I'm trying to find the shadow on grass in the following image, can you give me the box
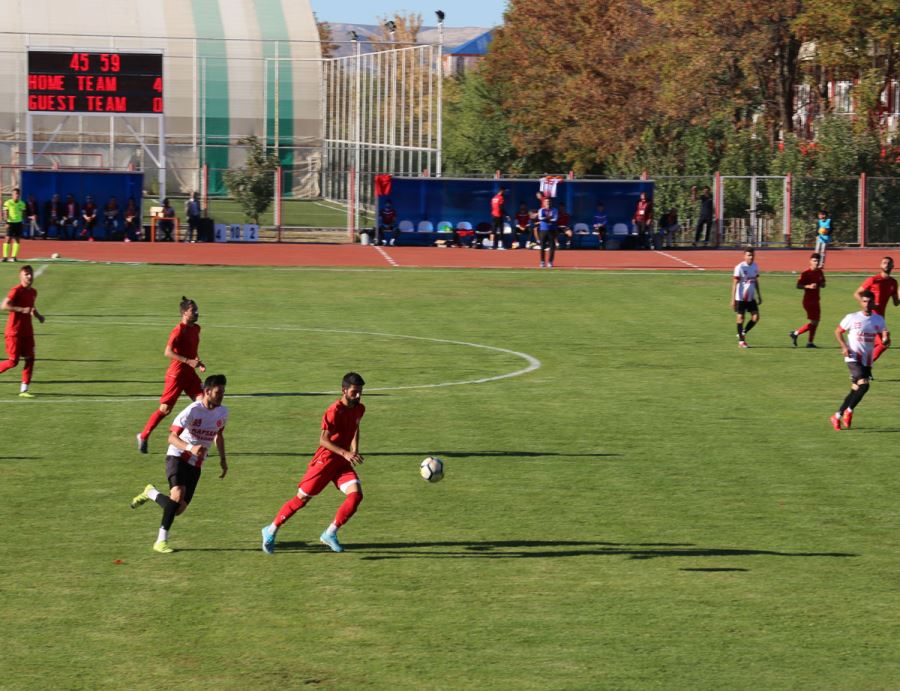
[680,567,749,572]
[231,450,622,459]
[0,456,42,461]
[258,540,857,562]
[39,358,121,363]
[36,379,161,385]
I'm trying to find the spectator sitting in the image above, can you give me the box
[658,208,680,249]
[557,205,573,249]
[45,193,64,240]
[378,200,397,246]
[63,194,80,240]
[158,198,176,241]
[592,203,608,247]
[25,194,42,238]
[103,197,121,239]
[80,195,98,241]
[514,203,532,249]
[123,197,141,242]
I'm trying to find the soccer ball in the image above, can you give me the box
[420,456,444,483]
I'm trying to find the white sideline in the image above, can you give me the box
[652,250,705,271]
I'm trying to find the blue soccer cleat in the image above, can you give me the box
[319,531,344,553]
[261,526,276,555]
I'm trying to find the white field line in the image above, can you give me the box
[652,250,705,271]
[374,245,400,267]
[0,322,541,403]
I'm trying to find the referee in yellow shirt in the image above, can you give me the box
[3,188,27,263]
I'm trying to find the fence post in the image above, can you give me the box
[274,166,282,243]
[784,173,792,247]
[713,171,722,247]
[347,167,356,242]
[858,172,867,247]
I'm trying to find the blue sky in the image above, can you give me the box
[309,0,506,28]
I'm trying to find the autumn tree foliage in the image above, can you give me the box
[484,0,657,174]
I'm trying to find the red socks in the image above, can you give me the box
[333,491,363,528]
[274,495,308,527]
[141,409,168,439]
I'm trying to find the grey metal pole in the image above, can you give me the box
[436,15,444,177]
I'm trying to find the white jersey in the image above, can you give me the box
[539,176,563,198]
[839,310,886,367]
[733,261,760,301]
[166,400,229,467]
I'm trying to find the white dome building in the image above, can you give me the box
[0,0,323,196]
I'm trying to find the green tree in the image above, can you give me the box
[442,69,517,174]
[223,136,279,225]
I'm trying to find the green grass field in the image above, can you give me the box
[1,263,898,689]
[145,197,372,229]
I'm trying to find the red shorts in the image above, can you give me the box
[298,455,359,497]
[159,369,202,407]
[803,300,821,322]
[4,333,34,361]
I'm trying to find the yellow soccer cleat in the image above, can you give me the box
[152,540,174,554]
[130,484,155,509]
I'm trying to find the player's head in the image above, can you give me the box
[743,247,755,262]
[180,296,199,323]
[19,265,34,287]
[11,187,20,200]
[201,374,226,408]
[541,196,551,208]
[809,253,821,268]
[341,371,365,407]
[880,256,894,275]
[859,289,875,314]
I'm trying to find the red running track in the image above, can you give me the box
[10,240,896,272]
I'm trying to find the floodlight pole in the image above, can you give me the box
[436,11,444,177]
[353,35,362,236]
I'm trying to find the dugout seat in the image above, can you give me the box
[398,220,415,232]
[417,220,434,232]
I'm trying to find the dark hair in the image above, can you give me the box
[744,246,755,254]
[180,296,196,313]
[342,372,366,389]
[12,187,20,194]
[203,374,227,389]
[20,264,34,274]
[810,253,821,261]
[859,289,875,302]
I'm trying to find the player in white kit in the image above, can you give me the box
[731,247,762,348]
[830,291,888,430]
[130,374,229,553]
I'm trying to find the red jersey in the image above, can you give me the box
[165,322,201,377]
[797,268,825,303]
[859,274,898,316]
[557,210,571,228]
[380,207,396,225]
[491,192,505,219]
[634,199,652,222]
[515,211,531,229]
[4,285,37,339]
[313,399,365,464]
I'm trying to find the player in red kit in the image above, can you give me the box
[261,372,366,554]
[490,187,508,250]
[853,256,899,363]
[136,296,206,453]
[789,253,825,348]
[0,265,45,397]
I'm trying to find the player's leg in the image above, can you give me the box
[0,335,21,375]
[18,340,35,397]
[547,230,557,267]
[261,461,330,554]
[1,235,9,261]
[539,229,549,267]
[150,458,199,552]
[138,378,182,450]
[742,307,760,341]
[872,333,889,362]
[734,304,747,345]
[320,475,363,553]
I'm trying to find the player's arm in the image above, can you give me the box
[214,429,227,478]
[0,296,37,317]
[882,328,891,347]
[167,427,203,457]
[853,282,867,302]
[318,428,363,465]
[164,344,202,370]
[835,326,850,357]
[730,276,738,307]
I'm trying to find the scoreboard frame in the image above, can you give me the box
[27,49,164,116]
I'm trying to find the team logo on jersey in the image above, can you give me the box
[216,419,223,427]
[192,419,202,426]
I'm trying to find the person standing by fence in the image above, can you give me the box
[815,209,831,265]
[693,186,714,246]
